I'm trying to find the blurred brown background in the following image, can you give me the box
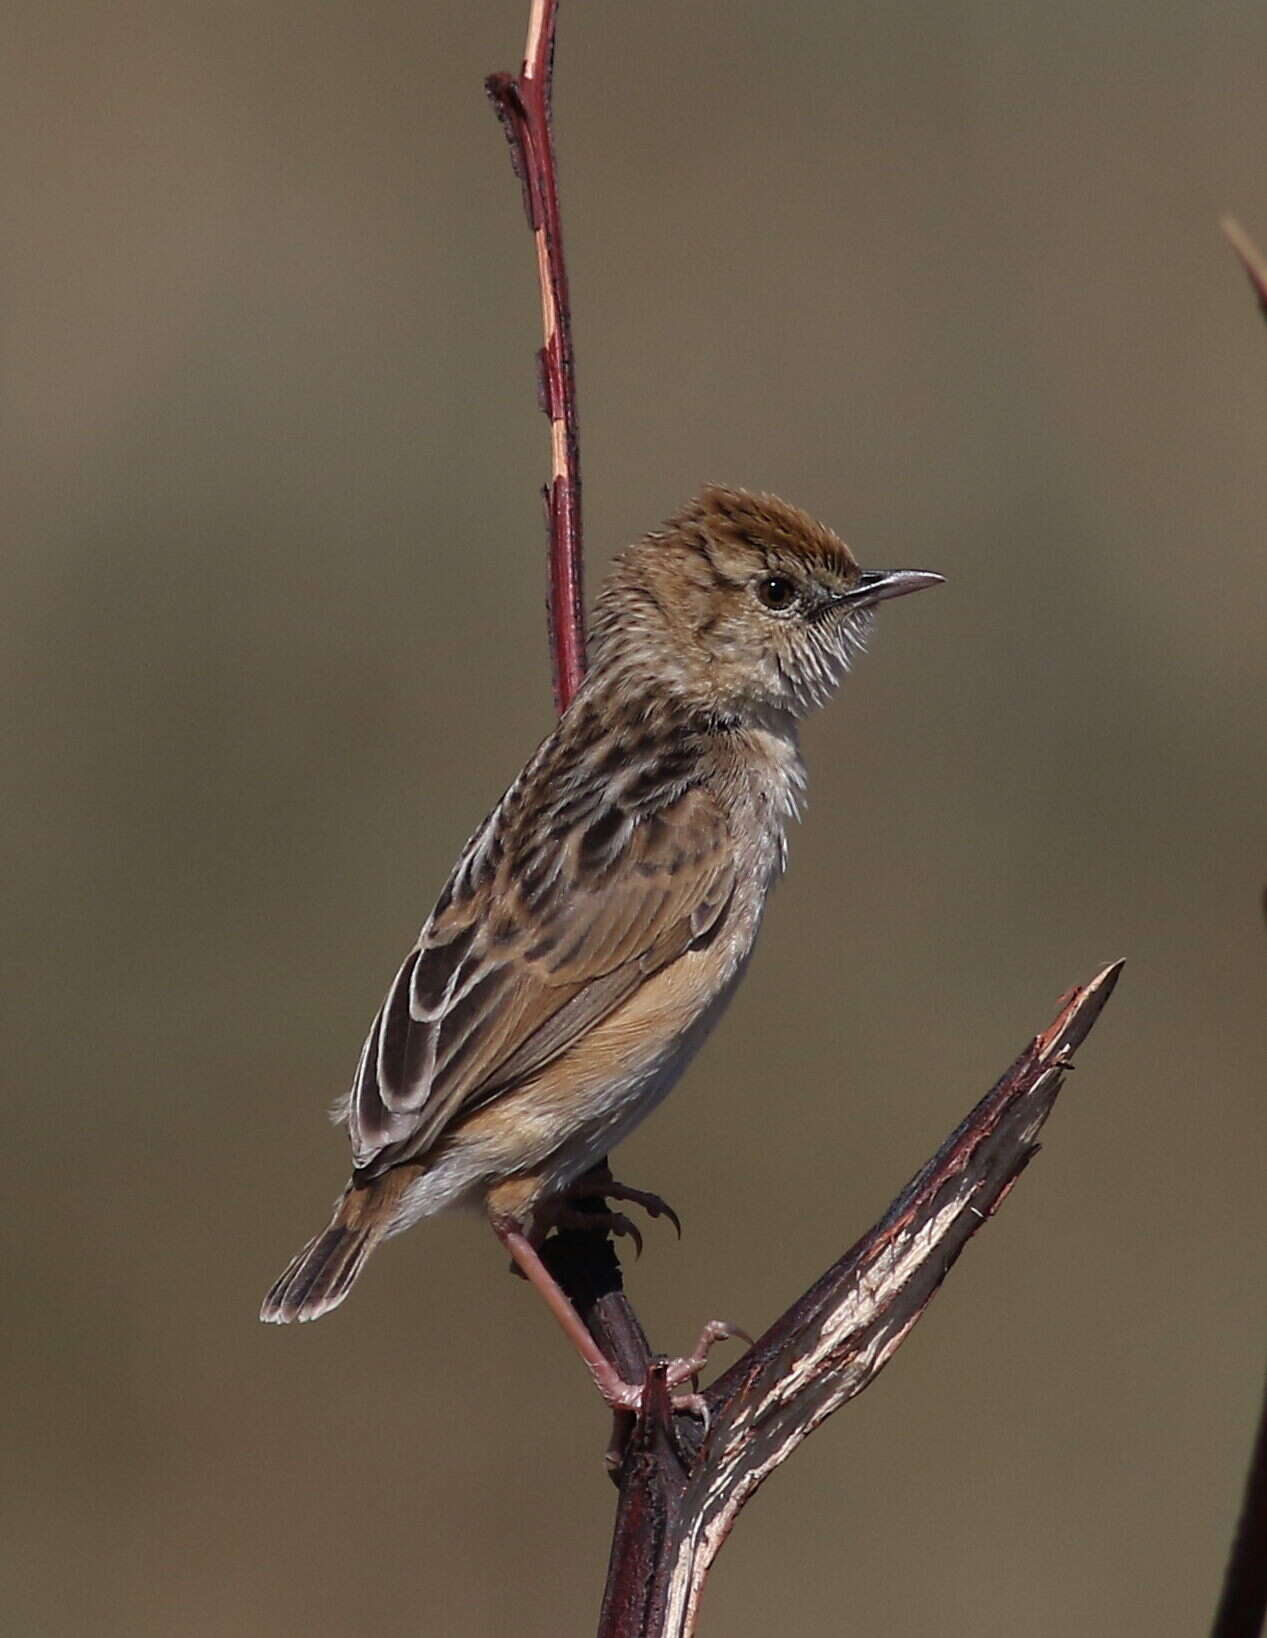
[4,2,1266,1633]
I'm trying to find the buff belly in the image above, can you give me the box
[386,942,753,1235]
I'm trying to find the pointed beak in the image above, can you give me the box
[838,568,944,609]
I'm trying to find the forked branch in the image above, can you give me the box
[591,963,1122,1638]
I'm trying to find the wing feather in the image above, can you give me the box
[347,780,734,1171]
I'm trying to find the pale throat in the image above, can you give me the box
[729,701,807,847]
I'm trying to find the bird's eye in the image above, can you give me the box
[755,575,798,611]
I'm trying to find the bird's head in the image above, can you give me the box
[591,485,942,718]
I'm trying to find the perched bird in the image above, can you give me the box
[261,485,941,1409]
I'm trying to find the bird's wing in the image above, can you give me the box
[347,781,736,1172]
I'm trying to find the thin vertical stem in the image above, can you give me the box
[487,0,587,711]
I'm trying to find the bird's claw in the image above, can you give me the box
[552,1205,644,1258]
[600,1181,683,1239]
[599,1378,711,1424]
[560,1169,683,1240]
[665,1320,753,1384]
[596,1321,747,1421]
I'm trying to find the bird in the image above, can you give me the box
[261,484,941,1411]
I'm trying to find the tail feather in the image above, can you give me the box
[260,1173,407,1323]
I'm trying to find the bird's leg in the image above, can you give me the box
[493,1222,644,1411]
[491,1217,750,1416]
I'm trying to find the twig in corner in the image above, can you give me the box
[1222,216,1267,324]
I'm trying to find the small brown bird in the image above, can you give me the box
[262,485,941,1410]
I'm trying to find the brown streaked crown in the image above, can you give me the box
[670,485,861,585]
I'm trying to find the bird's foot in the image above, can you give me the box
[493,1223,749,1434]
[561,1165,683,1239]
[591,1320,752,1418]
[669,1319,754,1383]
[597,1178,682,1238]
[552,1205,648,1257]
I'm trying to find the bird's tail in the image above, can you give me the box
[260,1170,410,1324]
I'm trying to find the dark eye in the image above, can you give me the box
[756,575,798,611]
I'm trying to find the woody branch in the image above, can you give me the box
[486,7,1122,1637]
[591,964,1121,1638]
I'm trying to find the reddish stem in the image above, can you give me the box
[487,0,587,712]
